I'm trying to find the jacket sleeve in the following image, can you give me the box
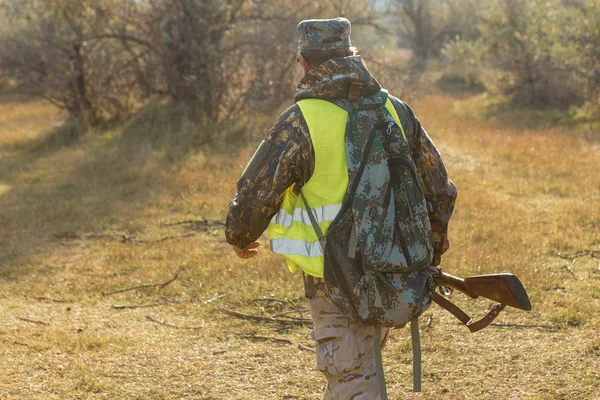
[225,104,313,249]
[389,96,457,266]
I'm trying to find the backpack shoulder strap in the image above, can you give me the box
[373,326,389,399]
[299,192,325,252]
[411,318,422,392]
[378,89,389,104]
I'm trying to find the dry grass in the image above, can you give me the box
[0,93,598,399]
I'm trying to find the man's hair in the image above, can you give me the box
[300,46,358,69]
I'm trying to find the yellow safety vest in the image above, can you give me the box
[269,97,402,278]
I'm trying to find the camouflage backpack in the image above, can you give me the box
[302,89,435,327]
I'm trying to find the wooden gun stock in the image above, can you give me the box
[432,271,531,333]
[435,272,531,311]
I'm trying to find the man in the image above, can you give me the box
[226,18,456,399]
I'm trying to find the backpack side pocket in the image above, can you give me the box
[389,157,433,272]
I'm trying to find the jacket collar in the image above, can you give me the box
[295,56,382,102]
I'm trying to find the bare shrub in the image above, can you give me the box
[477,0,586,108]
[0,0,387,132]
[0,0,143,124]
[392,0,478,66]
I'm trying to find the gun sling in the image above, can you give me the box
[433,292,506,333]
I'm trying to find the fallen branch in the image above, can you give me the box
[425,314,434,329]
[561,265,578,279]
[490,323,559,330]
[132,232,195,243]
[53,232,81,239]
[550,250,600,260]
[250,298,289,306]
[54,233,132,241]
[101,267,182,297]
[111,303,161,310]
[17,316,49,326]
[160,295,183,304]
[237,333,292,345]
[145,315,205,330]
[161,218,226,230]
[33,296,70,303]
[271,308,310,318]
[2,339,29,347]
[93,233,134,241]
[219,307,312,327]
[54,232,195,244]
[202,294,227,305]
[298,343,315,353]
[178,193,192,204]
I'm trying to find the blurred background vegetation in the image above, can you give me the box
[0,0,598,136]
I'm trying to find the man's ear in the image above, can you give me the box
[298,54,310,74]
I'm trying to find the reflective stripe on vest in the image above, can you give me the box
[271,204,342,229]
[270,238,324,258]
[269,96,403,278]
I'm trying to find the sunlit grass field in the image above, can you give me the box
[0,93,598,399]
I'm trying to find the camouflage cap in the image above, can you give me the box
[297,17,352,52]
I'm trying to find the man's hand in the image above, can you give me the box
[232,241,261,259]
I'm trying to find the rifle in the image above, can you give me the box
[432,270,531,332]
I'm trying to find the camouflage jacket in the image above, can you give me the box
[226,56,457,293]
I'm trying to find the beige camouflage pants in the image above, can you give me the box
[309,296,390,400]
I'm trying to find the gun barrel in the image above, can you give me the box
[435,272,532,311]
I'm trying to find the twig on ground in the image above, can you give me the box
[54,232,196,244]
[101,267,182,297]
[160,295,183,304]
[111,303,161,310]
[271,308,310,318]
[426,314,434,329]
[237,333,292,345]
[551,250,600,260]
[64,233,133,241]
[17,316,50,326]
[202,294,227,305]
[2,339,29,347]
[132,232,195,243]
[219,307,312,327]
[53,232,81,239]
[490,323,559,330]
[250,298,289,306]
[145,315,205,329]
[86,233,125,240]
[161,218,226,229]
[285,297,306,309]
[298,344,315,353]
[178,193,192,204]
[562,265,578,279]
[33,296,70,303]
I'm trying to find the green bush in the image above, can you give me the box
[436,74,486,94]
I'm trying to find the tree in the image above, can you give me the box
[392,0,465,66]
[478,0,585,107]
[0,0,389,127]
[0,0,142,123]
